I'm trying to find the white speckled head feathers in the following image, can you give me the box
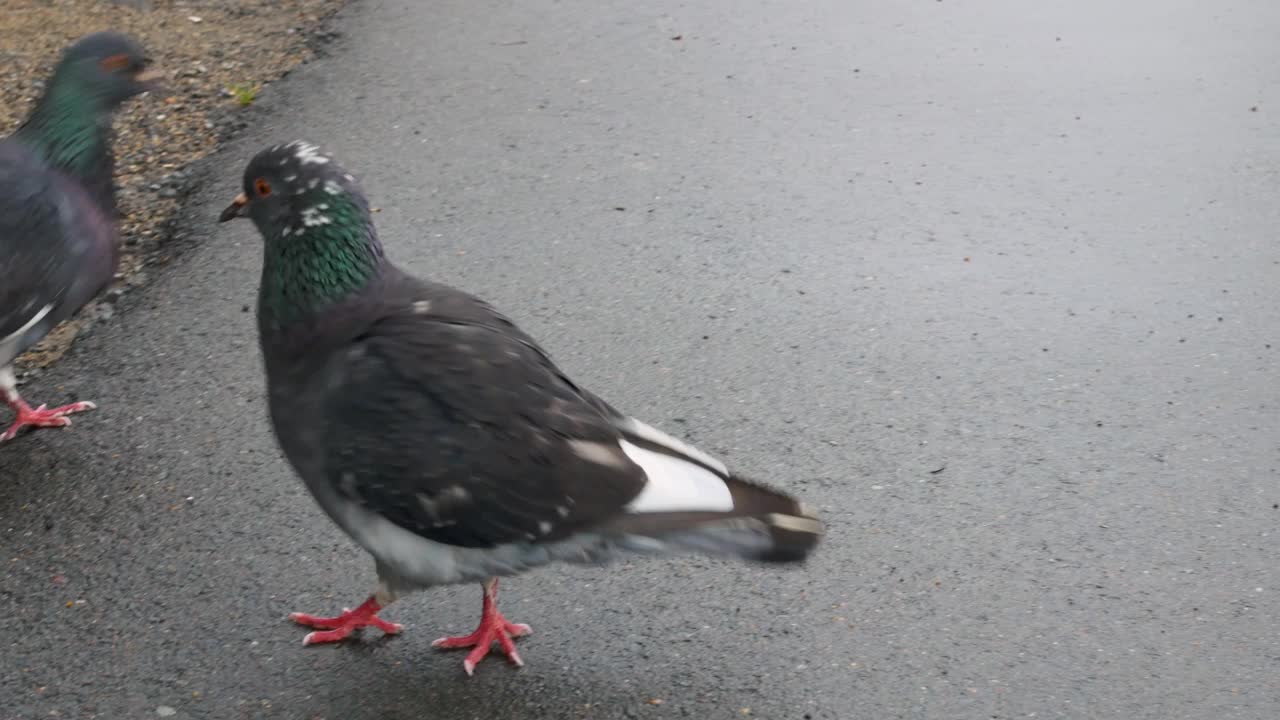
[229,141,370,242]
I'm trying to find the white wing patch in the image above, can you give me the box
[0,303,54,360]
[620,440,734,514]
[618,417,728,475]
[568,439,629,469]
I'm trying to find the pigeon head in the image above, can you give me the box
[15,32,160,201]
[218,141,367,235]
[53,32,161,106]
[221,142,385,326]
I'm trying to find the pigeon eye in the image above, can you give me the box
[101,54,131,73]
[254,178,272,197]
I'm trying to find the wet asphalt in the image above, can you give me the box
[2,0,1279,718]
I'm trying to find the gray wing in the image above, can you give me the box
[317,286,649,549]
[0,142,109,364]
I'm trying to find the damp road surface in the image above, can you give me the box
[2,0,1278,718]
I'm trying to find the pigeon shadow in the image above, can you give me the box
[283,645,652,720]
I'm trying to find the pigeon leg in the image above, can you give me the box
[289,595,404,645]
[0,368,96,443]
[432,577,532,675]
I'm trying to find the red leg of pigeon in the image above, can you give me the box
[0,389,97,443]
[289,595,404,645]
[432,578,532,675]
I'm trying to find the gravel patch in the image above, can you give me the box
[1,0,347,371]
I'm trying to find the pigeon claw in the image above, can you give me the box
[432,617,531,675]
[289,596,403,645]
[432,579,530,675]
[0,400,97,442]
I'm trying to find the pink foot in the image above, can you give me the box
[1,399,97,442]
[433,579,531,675]
[289,596,404,645]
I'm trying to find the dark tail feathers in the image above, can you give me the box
[605,475,823,563]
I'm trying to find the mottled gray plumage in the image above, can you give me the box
[0,142,114,368]
[222,141,823,672]
[0,32,157,441]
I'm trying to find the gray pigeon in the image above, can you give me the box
[0,32,158,442]
[219,141,824,675]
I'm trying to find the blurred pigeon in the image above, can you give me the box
[219,141,824,675]
[0,32,159,442]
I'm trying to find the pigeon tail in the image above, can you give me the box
[607,474,822,563]
[602,418,823,563]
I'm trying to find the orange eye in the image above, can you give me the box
[254,178,272,197]
[101,54,130,73]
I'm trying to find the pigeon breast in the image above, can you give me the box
[0,140,118,366]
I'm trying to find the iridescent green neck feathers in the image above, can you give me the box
[258,193,383,328]
[17,64,111,176]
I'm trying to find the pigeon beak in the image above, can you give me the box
[133,67,167,95]
[219,193,249,222]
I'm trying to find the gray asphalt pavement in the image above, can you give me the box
[3,0,1279,717]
